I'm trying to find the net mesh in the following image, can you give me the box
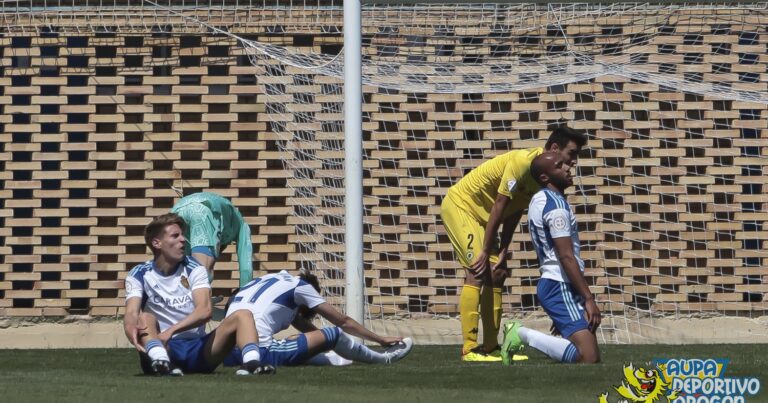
[241,3,768,343]
[3,1,767,343]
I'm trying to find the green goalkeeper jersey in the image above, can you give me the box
[171,192,254,286]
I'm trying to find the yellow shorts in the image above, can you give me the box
[440,195,500,268]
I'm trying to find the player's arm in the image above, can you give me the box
[312,302,402,346]
[158,267,212,342]
[495,209,523,270]
[123,296,146,353]
[476,158,527,276]
[123,273,147,352]
[158,287,212,343]
[552,237,601,332]
[471,193,511,276]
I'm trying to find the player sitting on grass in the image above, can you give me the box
[501,152,601,365]
[223,270,414,368]
[123,213,274,376]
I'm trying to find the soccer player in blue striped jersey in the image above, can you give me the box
[500,152,601,364]
[123,213,271,376]
[224,270,414,367]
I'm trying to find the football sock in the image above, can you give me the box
[480,286,499,350]
[480,287,503,351]
[460,285,481,354]
[518,327,580,363]
[241,343,261,363]
[320,327,341,350]
[145,339,170,362]
[305,351,353,366]
[333,329,389,364]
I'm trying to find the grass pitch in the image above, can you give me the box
[1,345,767,402]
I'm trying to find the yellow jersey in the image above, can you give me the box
[446,147,544,224]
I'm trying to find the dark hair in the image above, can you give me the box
[298,305,316,321]
[545,126,588,151]
[298,271,321,320]
[299,271,321,293]
[144,213,185,254]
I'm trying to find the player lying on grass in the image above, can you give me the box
[223,270,413,368]
[440,126,587,362]
[123,213,274,376]
[501,152,601,364]
[171,192,254,287]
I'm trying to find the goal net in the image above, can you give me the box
[3,0,766,344]
[241,2,768,344]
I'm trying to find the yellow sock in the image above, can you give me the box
[460,285,481,354]
[493,287,503,336]
[480,286,499,351]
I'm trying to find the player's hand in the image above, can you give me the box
[549,323,561,337]
[470,251,491,278]
[125,321,147,353]
[584,298,601,333]
[378,336,404,347]
[491,253,508,273]
[158,329,173,345]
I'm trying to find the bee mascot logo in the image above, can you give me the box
[599,363,680,403]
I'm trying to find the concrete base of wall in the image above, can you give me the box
[1,313,767,348]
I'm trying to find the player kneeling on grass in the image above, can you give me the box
[123,213,274,376]
[440,126,587,362]
[223,270,413,368]
[501,152,601,365]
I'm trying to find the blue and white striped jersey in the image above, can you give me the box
[125,256,210,339]
[225,270,326,347]
[527,188,584,283]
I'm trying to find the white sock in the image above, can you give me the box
[306,351,353,366]
[241,343,261,363]
[145,339,170,362]
[333,330,389,364]
[519,327,579,363]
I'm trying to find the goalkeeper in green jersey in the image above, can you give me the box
[171,192,254,287]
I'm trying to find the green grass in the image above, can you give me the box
[1,345,767,402]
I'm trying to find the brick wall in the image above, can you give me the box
[0,6,766,318]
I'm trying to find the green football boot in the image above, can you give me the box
[501,321,526,365]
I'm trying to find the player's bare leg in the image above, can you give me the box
[203,309,264,373]
[301,329,334,356]
[137,312,180,375]
[567,329,600,363]
[137,311,159,345]
[192,251,230,320]
[191,252,216,282]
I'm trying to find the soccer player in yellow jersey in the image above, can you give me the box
[440,126,588,361]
